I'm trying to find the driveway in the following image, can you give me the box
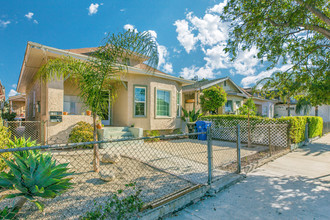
[167,133,330,220]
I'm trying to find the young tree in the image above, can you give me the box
[37,31,158,172]
[258,71,302,116]
[200,85,227,114]
[222,0,330,106]
[239,98,256,148]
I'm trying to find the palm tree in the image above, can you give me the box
[36,31,158,172]
[295,97,312,115]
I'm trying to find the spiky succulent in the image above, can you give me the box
[0,150,73,211]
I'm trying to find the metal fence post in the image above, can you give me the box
[236,124,241,174]
[207,126,213,185]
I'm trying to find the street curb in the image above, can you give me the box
[139,174,244,220]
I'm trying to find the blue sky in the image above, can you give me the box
[0,0,280,98]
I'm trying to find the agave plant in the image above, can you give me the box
[181,108,201,123]
[0,150,73,214]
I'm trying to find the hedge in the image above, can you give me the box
[200,115,323,144]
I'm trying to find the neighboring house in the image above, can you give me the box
[182,77,248,115]
[8,93,26,119]
[182,77,277,118]
[0,80,5,103]
[242,88,277,118]
[275,104,330,121]
[16,42,193,143]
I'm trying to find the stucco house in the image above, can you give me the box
[182,77,276,117]
[8,93,26,119]
[16,42,193,143]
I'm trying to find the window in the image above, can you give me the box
[177,92,181,117]
[134,86,146,117]
[224,81,227,86]
[225,100,233,112]
[156,89,170,117]
[64,95,83,115]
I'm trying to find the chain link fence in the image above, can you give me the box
[3,121,42,143]
[0,124,290,219]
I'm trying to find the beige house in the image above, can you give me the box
[8,94,26,119]
[183,77,277,118]
[183,77,248,114]
[17,42,193,143]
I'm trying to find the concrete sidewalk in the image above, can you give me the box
[167,134,330,220]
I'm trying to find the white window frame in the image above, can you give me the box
[134,86,147,117]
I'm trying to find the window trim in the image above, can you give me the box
[133,85,147,118]
[155,88,171,118]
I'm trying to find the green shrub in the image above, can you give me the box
[0,123,10,172]
[69,121,94,147]
[200,115,323,144]
[306,116,323,138]
[144,130,160,142]
[1,112,16,121]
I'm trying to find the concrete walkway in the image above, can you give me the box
[167,133,330,220]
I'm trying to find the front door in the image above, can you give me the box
[101,91,111,126]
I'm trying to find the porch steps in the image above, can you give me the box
[103,127,134,140]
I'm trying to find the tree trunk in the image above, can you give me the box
[287,99,291,116]
[248,111,251,148]
[315,106,319,116]
[92,113,100,173]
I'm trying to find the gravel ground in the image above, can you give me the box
[147,139,267,167]
[0,154,192,220]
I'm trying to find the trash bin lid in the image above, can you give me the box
[195,121,205,126]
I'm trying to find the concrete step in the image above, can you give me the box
[103,127,134,140]
[103,126,130,132]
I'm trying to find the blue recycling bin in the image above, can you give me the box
[196,121,212,140]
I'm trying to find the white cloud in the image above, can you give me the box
[180,66,216,79]
[8,89,18,97]
[176,1,262,83]
[120,8,125,12]
[174,19,197,53]
[163,63,173,73]
[207,0,227,14]
[25,12,34,20]
[241,64,292,87]
[88,3,100,15]
[33,19,38,24]
[0,20,10,28]
[123,24,137,33]
[11,84,17,89]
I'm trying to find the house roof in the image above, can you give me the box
[17,42,194,92]
[8,93,25,102]
[182,77,227,91]
[64,47,99,56]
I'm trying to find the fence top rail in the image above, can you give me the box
[0,131,207,153]
[240,124,288,128]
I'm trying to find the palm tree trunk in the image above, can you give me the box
[315,106,319,116]
[92,113,100,173]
